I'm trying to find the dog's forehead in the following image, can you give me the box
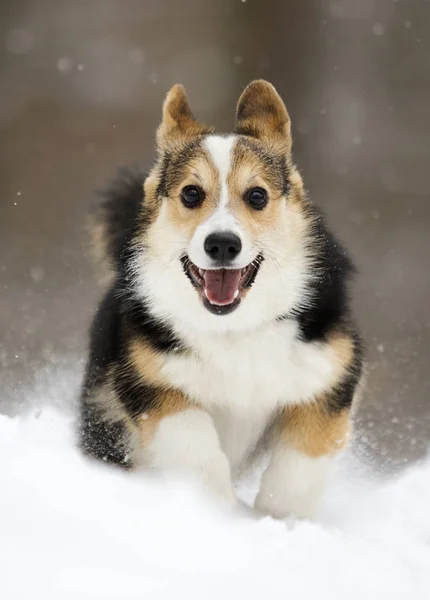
[231,137,290,194]
[158,134,289,197]
[199,135,289,193]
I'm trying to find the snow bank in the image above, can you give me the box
[1,374,430,599]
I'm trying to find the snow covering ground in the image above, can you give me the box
[1,368,430,600]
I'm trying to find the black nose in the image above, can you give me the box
[204,232,242,263]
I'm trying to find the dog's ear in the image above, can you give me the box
[235,80,291,152]
[157,84,211,149]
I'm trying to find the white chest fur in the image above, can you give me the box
[160,320,339,468]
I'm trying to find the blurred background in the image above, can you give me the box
[0,0,429,470]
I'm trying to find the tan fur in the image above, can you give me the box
[157,84,213,150]
[142,175,160,216]
[287,168,308,209]
[129,338,198,447]
[326,330,355,384]
[145,141,307,259]
[280,403,351,457]
[128,338,167,388]
[86,214,115,286]
[329,331,354,370]
[236,80,292,152]
[90,378,135,429]
[229,141,286,195]
[161,154,219,236]
[138,389,195,446]
[275,330,356,458]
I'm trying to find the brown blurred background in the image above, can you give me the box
[1,0,429,470]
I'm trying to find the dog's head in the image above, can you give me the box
[135,80,313,333]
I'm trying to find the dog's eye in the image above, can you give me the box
[181,185,204,208]
[246,187,268,210]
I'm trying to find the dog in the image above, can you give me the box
[79,80,363,519]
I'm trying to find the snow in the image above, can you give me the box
[1,372,430,600]
[372,23,385,36]
[57,57,74,73]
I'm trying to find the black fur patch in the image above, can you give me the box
[81,282,183,392]
[94,166,146,274]
[81,286,122,389]
[283,205,356,343]
[79,285,133,466]
[79,281,184,462]
[122,293,184,353]
[79,399,131,468]
[326,332,364,413]
[244,254,264,288]
[112,361,160,419]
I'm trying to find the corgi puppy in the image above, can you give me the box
[79,80,363,519]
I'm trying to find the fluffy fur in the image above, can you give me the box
[79,80,363,519]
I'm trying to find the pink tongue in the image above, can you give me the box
[203,269,242,306]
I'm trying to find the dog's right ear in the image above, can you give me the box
[235,80,292,153]
[157,84,212,149]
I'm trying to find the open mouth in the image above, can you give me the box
[181,254,263,315]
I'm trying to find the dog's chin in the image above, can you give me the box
[180,254,263,316]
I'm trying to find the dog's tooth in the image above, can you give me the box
[204,288,216,305]
[234,290,239,299]
[199,268,204,277]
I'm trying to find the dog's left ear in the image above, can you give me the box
[235,80,292,152]
[157,84,211,149]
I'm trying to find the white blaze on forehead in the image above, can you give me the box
[188,134,254,269]
[203,135,236,209]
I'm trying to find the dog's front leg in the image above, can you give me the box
[138,390,234,504]
[255,402,351,519]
